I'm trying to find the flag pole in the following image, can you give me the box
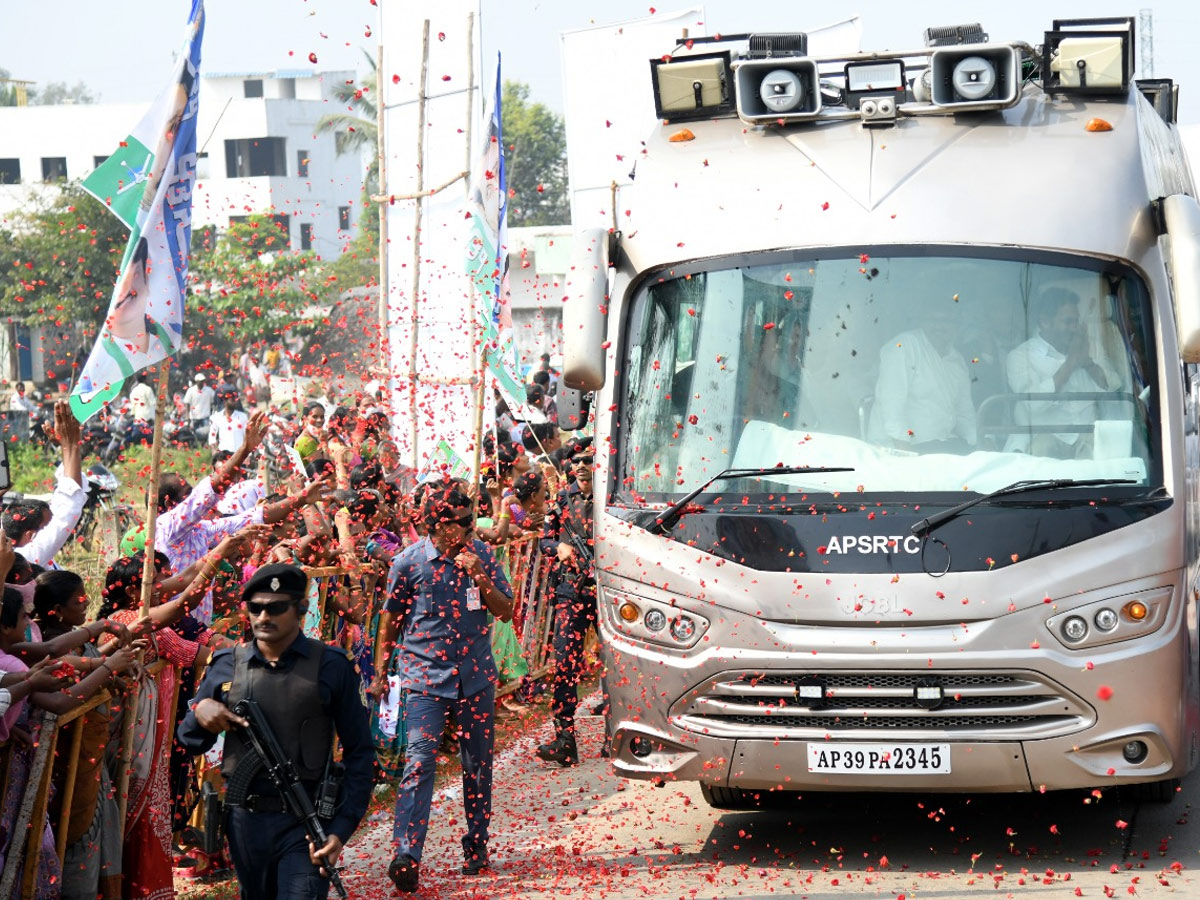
[407,20,430,470]
[463,12,487,501]
[376,39,391,395]
[139,359,171,616]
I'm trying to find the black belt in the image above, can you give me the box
[239,781,321,814]
[242,793,287,813]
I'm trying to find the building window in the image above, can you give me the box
[93,155,109,169]
[300,223,313,251]
[0,159,19,184]
[41,157,67,181]
[297,150,310,178]
[243,79,264,99]
[338,206,351,231]
[224,137,287,177]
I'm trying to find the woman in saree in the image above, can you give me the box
[0,584,136,900]
[32,570,129,900]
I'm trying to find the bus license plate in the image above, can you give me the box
[807,743,951,774]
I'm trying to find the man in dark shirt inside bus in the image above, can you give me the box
[373,485,514,893]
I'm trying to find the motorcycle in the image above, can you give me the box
[163,405,199,448]
[101,413,154,464]
[73,463,139,563]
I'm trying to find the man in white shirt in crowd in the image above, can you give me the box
[208,388,250,454]
[1006,287,1119,458]
[8,382,36,414]
[3,402,86,569]
[869,303,977,453]
[128,372,157,422]
[183,373,215,440]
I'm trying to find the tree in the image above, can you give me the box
[501,81,569,226]
[31,81,97,105]
[188,214,321,343]
[0,183,128,327]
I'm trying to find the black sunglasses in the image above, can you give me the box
[246,598,294,617]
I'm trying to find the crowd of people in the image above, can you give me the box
[0,355,598,900]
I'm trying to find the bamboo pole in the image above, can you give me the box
[407,20,430,470]
[464,11,487,498]
[53,718,86,862]
[139,360,172,616]
[114,680,139,836]
[377,41,391,388]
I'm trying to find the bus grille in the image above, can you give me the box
[671,670,1093,741]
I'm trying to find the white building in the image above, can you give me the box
[0,70,366,385]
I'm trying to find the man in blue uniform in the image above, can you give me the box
[372,485,514,893]
[177,564,374,900]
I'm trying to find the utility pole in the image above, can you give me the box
[1139,8,1155,78]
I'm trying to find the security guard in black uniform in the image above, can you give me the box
[177,564,374,900]
[536,449,597,766]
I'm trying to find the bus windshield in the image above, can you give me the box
[619,250,1161,501]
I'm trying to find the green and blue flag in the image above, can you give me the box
[71,0,205,422]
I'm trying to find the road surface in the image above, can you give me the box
[343,701,1197,898]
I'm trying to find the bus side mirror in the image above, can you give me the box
[556,383,592,431]
[562,227,610,391]
[1164,194,1200,363]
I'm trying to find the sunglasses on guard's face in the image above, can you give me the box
[246,598,294,617]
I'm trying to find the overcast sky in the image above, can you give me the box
[4,1,1198,122]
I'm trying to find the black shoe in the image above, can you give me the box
[599,734,612,758]
[462,842,489,876]
[388,855,419,893]
[536,719,579,766]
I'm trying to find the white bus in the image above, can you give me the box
[559,17,1200,806]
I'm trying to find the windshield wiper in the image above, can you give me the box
[910,478,1138,539]
[650,465,855,535]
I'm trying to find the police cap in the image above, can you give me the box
[242,563,308,604]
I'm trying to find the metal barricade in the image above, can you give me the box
[0,689,113,900]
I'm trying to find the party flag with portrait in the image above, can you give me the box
[466,54,525,410]
[70,0,205,422]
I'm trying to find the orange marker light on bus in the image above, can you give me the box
[619,601,641,622]
[1085,118,1114,132]
[1123,600,1149,621]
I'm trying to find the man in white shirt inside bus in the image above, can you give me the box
[869,303,977,453]
[1006,287,1119,458]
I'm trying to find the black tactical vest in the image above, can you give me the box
[221,636,333,782]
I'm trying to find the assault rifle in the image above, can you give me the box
[226,699,348,899]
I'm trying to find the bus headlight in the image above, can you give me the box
[1046,587,1172,649]
[604,589,709,649]
[1061,615,1088,643]
[670,615,697,642]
